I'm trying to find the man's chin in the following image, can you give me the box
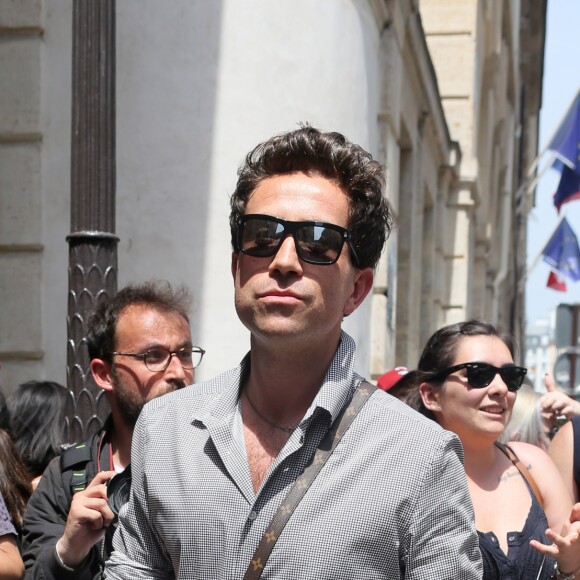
[153,382,186,400]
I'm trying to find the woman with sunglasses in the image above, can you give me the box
[407,320,580,580]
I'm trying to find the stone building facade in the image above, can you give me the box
[0,0,546,395]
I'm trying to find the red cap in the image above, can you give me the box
[377,367,409,391]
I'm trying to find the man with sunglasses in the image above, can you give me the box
[106,127,482,579]
[21,281,203,579]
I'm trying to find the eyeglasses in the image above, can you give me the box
[109,347,205,372]
[236,214,360,266]
[428,362,527,392]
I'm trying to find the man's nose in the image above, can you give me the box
[268,235,303,275]
[164,352,188,380]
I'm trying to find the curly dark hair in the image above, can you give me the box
[86,280,192,363]
[229,125,393,270]
[406,320,516,422]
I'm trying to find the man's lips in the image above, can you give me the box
[258,290,303,302]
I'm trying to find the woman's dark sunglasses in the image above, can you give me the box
[236,214,360,266]
[428,362,527,392]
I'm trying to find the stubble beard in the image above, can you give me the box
[111,367,185,428]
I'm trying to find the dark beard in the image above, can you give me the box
[115,393,142,428]
[112,367,186,427]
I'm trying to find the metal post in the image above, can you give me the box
[67,0,118,441]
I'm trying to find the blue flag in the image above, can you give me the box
[541,217,580,282]
[553,164,580,212]
[548,90,580,171]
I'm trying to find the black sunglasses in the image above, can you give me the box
[236,214,360,266]
[428,362,527,392]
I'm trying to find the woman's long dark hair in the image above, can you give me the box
[7,381,68,478]
[0,428,32,531]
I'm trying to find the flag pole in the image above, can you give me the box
[527,143,551,178]
[525,157,554,195]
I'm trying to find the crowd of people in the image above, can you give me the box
[1,126,579,579]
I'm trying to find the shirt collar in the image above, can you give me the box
[193,330,361,428]
[306,330,361,423]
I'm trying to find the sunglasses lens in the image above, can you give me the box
[465,364,526,391]
[501,367,526,392]
[295,225,344,264]
[465,364,495,388]
[240,218,284,257]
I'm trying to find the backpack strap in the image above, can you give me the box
[495,441,544,508]
[60,442,93,494]
[60,431,104,498]
[59,430,109,574]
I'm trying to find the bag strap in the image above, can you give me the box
[494,441,544,508]
[244,380,377,580]
[60,439,98,499]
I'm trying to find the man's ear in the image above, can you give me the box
[90,358,114,393]
[343,267,374,317]
[419,381,441,412]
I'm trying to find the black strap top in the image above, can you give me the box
[478,475,555,579]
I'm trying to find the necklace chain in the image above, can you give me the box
[244,390,298,434]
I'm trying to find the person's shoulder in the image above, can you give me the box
[142,367,239,413]
[367,389,441,427]
[364,388,455,445]
[550,418,574,454]
[24,446,81,516]
[356,389,467,482]
[59,427,104,467]
[507,440,552,466]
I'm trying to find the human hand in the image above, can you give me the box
[56,470,117,568]
[540,374,580,434]
[530,503,580,576]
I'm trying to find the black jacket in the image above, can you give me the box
[22,420,115,580]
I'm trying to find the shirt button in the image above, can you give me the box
[508,535,515,542]
[248,511,257,521]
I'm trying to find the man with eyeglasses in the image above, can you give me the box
[106,127,482,579]
[21,280,203,579]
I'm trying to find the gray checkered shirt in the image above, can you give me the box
[105,332,482,579]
